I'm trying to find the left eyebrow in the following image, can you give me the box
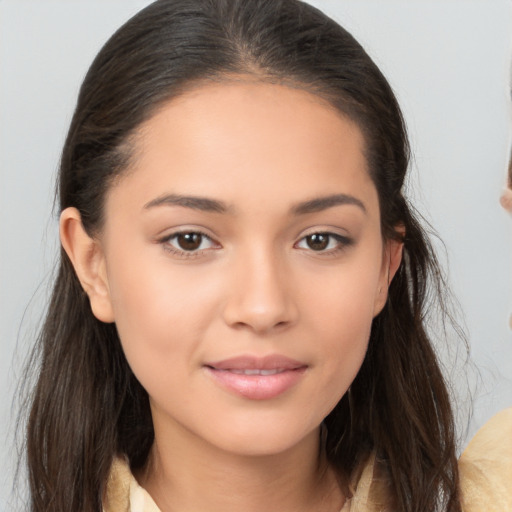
[291,194,367,215]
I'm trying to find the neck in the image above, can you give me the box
[137,422,343,512]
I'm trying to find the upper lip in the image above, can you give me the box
[205,354,307,371]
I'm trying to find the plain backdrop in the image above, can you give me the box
[1,1,511,509]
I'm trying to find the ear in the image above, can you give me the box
[60,207,115,323]
[373,231,404,316]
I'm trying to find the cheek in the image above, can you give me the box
[302,248,382,336]
[104,248,224,380]
[299,251,382,402]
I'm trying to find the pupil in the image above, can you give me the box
[178,233,202,251]
[307,234,328,251]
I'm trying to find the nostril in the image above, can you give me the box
[221,264,299,332]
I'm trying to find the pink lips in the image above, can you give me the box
[204,355,307,400]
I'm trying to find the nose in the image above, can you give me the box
[222,248,299,334]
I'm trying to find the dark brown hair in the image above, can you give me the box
[24,1,462,510]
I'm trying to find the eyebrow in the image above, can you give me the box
[143,192,366,215]
[143,194,229,213]
[291,194,367,215]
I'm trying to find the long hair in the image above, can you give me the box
[24,1,462,510]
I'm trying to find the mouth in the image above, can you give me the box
[221,368,290,376]
[203,355,308,400]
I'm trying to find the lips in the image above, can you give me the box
[226,368,285,376]
[204,355,307,400]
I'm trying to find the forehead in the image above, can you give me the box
[108,80,377,218]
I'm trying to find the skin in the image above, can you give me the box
[61,81,402,512]
[499,152,512,213]
[501,189,512,213]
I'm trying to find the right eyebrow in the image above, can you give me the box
[143,194,229,213]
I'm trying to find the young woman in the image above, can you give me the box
[23,1,511,511]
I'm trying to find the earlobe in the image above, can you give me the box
[373,235,404,316]
[59,207,115,323]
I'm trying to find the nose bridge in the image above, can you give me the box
[222,241,297,333]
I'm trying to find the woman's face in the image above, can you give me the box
[95,81,396,456]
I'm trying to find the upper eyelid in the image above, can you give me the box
[296,226,352,240]
[296,232,352,245]
[162,228,211,238]
[163,230,219,246]
[158,226,218,241]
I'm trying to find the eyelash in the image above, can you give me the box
[158,230,353,259]
[294,232,353,256]
[159,230,219,259]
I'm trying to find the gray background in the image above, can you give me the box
[1,1,511,509]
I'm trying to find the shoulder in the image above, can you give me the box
[350,409,512,511]
[459,408,512,511]
[103,457,161,512]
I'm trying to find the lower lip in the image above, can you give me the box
[205,367,307,400]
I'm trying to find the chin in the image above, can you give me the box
[202,418,320,458]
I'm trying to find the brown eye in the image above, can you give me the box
[176,232,203,251]
[296,232,352,253]
[305,233,329,251]
[162,230,218,257]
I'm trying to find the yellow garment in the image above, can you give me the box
[458,408,512,511]
[103,409,512,512]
